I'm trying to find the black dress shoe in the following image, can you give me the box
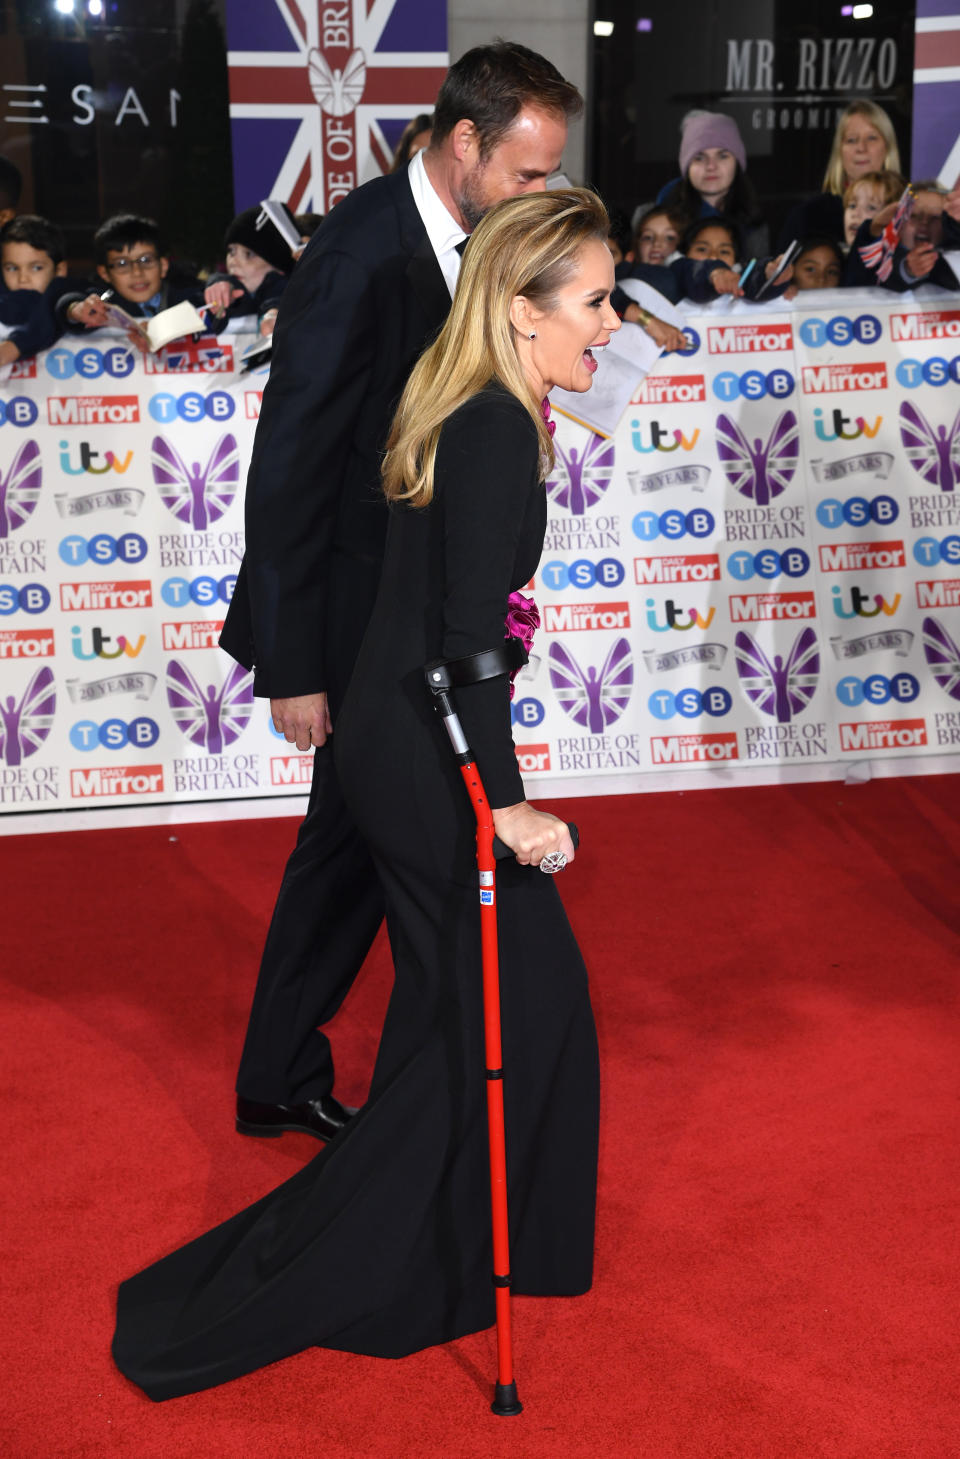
[236,1094,358,1142]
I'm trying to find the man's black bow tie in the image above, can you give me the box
[455,238,469,257]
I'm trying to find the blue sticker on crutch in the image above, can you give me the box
[479,889,494,905]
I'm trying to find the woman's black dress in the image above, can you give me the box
[112,385,600,1401]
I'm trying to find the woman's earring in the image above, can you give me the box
[528,331,537,339]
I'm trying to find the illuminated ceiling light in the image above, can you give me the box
[594,20,614,37]
[88,0,103,12]
[54,0,75,12]
[841,4,853,13]
[636,18,653,30]
[852,3,873,15]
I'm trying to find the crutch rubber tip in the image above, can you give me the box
[491,1381,523,1416]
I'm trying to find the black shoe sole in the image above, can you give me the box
[235,1118,333,1141]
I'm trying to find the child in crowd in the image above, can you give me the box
[657,111,769,258]
[60,213,204,332]
[1,214,75,305]
[633,205,683,267]
[0,214,70,360]
[605,206,634,266]
[203,207,294,336]
[842,169,904,247]
[787,236,844,292]
[845,180,960,291]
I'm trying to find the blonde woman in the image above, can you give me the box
[780,99,902,248]
[113,190,615,1401]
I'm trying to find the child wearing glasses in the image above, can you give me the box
[58,213,204,333]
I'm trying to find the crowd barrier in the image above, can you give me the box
[2,292,959,829]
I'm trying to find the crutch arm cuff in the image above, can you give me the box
[424,638,527,695]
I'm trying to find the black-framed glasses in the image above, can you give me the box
[107,253,160,273]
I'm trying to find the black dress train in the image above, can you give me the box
[112,385,600,1400]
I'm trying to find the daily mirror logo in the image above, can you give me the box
[838,718,926,752]
[818,541,906,572]
[515,743,551,773]
[634,553,720,585]
[271,754,315,787]
[0,627,55,660]
[708,322,793,354]
[890,309,960,342]
[729,591,816,622]
[70,764,165,797]
[543,601,631,632]
[631,374,706,405]
[801,363,887,393]
[60,580,152,611]
[47,396,140,426]
[650,730,738,764]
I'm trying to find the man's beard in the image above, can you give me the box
[454,163,491,233]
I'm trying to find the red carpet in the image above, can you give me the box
[2,777,958,1458]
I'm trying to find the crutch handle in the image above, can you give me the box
[491,822,580,861]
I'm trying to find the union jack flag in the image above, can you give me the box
[225,0,448,215]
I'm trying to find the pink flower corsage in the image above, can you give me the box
[505,590,540,700]
[540,396,556,438]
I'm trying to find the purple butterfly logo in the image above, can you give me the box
[922,616,960,699]
[546,432,615,514]
[899,402,960,492]
[0,440,41,539]
[734,627,819,723]
[0,665,55,767]
[151,433,240,530]
[548,637,633,732]
[165,658,254,752]
[716,410,798,506]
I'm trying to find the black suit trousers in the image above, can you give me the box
[235,551,384,1105]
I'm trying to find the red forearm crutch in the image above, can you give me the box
[426,643,578,1418]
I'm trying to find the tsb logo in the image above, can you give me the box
[69,717,160,751]
[914,536,960,566]
[0,397,39,428]
[648,686,732,719]
[59,533,147,565]
[712,369,794,401]
[511,696,545,728]
[161,574,236,607]
[836,673,919,706]
[798,315,882,348]
[540,558,625,590]
[727,548,810,580]
[816,496,898,528]
[632,508,715,542]
[894,357,960,389]
[148,391,235,423]
[0,583,51,615]
[45,344,135,379]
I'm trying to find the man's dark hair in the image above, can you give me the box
[431,41,582,159]
[93,213,166,264]
[0,213,65,265]
[605,205,633,256]
[0,155,22,211]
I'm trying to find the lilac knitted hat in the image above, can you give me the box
[679,112,747,177]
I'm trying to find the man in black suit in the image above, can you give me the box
[220,42,582,1141]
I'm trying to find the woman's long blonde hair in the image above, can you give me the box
[382,187,609,508]
[822,101,901,196]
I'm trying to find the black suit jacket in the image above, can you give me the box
[220,167,451,698]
